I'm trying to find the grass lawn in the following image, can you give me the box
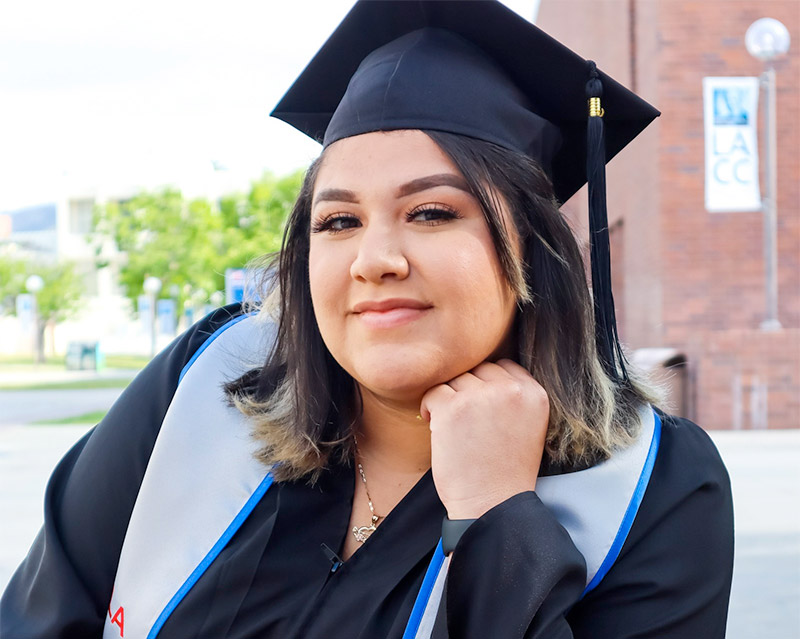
[33,410,108,425]
[0,378,132,391]
[0,354,150,370]
[105,354,151,369]
[0,358,63,372]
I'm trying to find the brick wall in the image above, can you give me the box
[538,0,800,429]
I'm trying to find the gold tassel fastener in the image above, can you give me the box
[588,96,604,118]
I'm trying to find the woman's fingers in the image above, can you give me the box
[445,371,483,392]
[419,382,456,422]
[420,357,549,519]
[492,358,537,383]
[467,361,513,383]
[448,360,523,388]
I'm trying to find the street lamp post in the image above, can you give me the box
[746,17,790,331]
[143,276,162,358]
[25,274,45,364]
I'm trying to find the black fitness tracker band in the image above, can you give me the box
[441,517,477,555]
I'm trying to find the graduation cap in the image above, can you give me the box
[272,0,660,383]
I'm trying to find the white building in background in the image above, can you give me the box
[0,187,139,357]
[0,164,253,357]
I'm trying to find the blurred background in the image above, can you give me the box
[0,0,798,636]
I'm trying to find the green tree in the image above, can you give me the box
[35,261,84,325]
[0,255,27,314]
[33,261,84,362]
[93,171,303,312]
[93,188,221,312]
[0,256,83,362]
[217,170,304,270]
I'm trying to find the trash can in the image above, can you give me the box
[631,348,689,418]
[65,341,103,371]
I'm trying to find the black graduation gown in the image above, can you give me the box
[0,306,734,638]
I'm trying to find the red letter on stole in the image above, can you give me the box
[110,606,125,637]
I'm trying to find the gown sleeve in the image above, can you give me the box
[434,491,587,639]
[0,305,249,639]
[433,414,734,639]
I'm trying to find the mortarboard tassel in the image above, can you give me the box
[585,61,629,384]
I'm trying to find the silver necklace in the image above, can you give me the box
[352,441,384,543]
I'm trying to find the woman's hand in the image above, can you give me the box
[420,359,549,520]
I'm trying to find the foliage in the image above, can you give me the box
[0,256,83,324]
[92,171,303,310]
[34,261,84,325]
[0,255,28,314]
[0,256,84,362]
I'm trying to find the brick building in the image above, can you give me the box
[536,0,799,429]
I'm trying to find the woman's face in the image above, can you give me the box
[309,129,518,402]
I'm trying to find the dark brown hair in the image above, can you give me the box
[227,130,659,482]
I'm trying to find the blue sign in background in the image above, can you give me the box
[157,299,176,335]
[226,268,263,305]
[226,268,245,304]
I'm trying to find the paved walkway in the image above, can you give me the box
[0,388,126,425]
[0,425,94,587]
[0,425,797,636]
[711,430,800,638]
[0,366,135,425]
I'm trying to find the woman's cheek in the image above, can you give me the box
[309,253,337,333]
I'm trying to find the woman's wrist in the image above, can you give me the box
[442,490,540,554]
[444,484,537,520]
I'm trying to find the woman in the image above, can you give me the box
[1,2,734,638]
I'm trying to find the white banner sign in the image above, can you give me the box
[703,76,761,212]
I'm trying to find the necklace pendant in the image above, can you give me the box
[352,523,377,543]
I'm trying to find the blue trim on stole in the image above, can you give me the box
[403,540,447,639]
[147,474,274,638]
[178,312,253,383]
[581,410,663,597]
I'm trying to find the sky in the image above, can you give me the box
[0,0,539,209]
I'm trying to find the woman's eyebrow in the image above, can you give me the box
[396,173,471,198]
[313,173,470,208]
[313,188,359,207]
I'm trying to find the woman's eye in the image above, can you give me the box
[311,214,360,234]
[407,205,461,225]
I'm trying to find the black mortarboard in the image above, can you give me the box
[271,0,660,383]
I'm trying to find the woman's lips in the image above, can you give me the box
[355,306,431,329]
[352,299,432,329]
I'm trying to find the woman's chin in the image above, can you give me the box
[358,371,432,400]
[351,355,453,403]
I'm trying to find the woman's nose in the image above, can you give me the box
[349,225,410,283]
